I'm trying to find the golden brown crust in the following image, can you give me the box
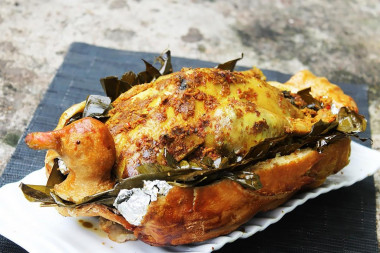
[268,70,358,112]
[305,137,351,188]
[133,137,351,246]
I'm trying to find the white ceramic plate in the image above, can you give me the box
[0,141,380,253]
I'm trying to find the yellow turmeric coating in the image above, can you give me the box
[105,68,356,179]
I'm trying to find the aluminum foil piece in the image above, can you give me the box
[57,159,69,175]
[113,180,173,226]
[331,103,340,114]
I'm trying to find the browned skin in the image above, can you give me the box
[25,117,116,203]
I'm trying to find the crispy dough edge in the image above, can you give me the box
[134,137,351,246]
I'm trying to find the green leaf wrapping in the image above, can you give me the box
[297,87,322,110]
[224,171,262,190]
[100,50,173,102]
[46,159,66,187]
[100,76,122,102]
[337,107,367,133]
[216,53,244,71]
[20,159,66,205]
[82,95,112,119]
[135,163,173,175]
[19,183,55,204]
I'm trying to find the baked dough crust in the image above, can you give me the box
[134,137,350,245]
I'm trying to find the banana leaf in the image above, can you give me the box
[297,87,321,110]
[100,76,123,102]
[337,107,367,133]
[216,53,243,71]
[135,163,173,175]
[46,159,66,187]
[100,51,172,101]
[155,50,173,75]
[19,184,55,204]
[82,95,112,119]
[224,171,262,190]
[20,159,66,205]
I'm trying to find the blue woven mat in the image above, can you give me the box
[0,42,377,252]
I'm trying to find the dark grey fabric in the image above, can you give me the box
[0,43,377,252]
